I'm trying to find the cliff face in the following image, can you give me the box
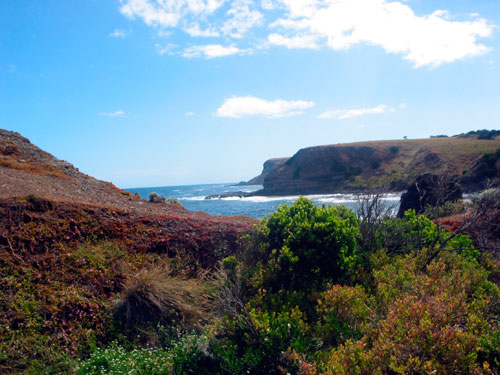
[241,157,289,185]
[260,138,500,195]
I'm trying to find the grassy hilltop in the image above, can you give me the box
[253,135,500,195]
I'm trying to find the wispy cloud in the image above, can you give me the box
[182,44,249,59]
[185,111,196,116]
[318,105,396,120]
[119,0,494,66]
[217,96,315,118]
[220,0,263,38]
[109,28,129,38]
[99,110,125,117]
[184,23,219,37]
[155,43,177,55]
[267,33,318,49]
[120,0,226,28]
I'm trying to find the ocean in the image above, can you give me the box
[127,183,402,220]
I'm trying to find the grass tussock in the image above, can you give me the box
[114,266,213,330]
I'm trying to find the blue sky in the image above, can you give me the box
[1,0,500,188]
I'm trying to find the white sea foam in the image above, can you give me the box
[221,195,301,202]
[203,192,402,204]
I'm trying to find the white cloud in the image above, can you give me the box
[273,0,493,67]
[120,0,228,28]
[155,43,177,55]
[157,30,172,38]
[120,0,182,28]
[109,28,128,38]
[119,0,494,66]
[185,111,196,116]
[217,96,315,118]
[182,44,249,58]
[99,110,126,117]
[268,33,318,49]
[261,0,276,10]
[221,0,263,38]
[184,23,220,37]
[318,105,395,119]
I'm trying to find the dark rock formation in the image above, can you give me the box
[205,191,253,199]
[397,174,463,218]
[237,158,289,186]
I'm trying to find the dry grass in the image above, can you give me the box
[342,137,500,189]
[113,265,213,330]
[0,154,69,179]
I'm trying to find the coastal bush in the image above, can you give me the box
[318,251,500,375]
[389,145,399,154]
[3,193,500,374]
[316,285,374,347]
[165,197,181,205]
[212,306,314,375]
[355,191,395,255]
[253,197,360,299]
[148,192,182,205]
[477,187,500,210]
[376,209,473,256]
[423,199,466,219]
[149,191,166,203]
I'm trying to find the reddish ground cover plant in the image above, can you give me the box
[0,195,254,374]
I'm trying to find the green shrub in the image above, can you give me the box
[213,307,314,375]
[255,197,360,296]
[389,146,399,154]
[164,197,181,205]
[376,209,473,255]
[316,285,374,347]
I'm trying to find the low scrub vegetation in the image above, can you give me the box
[2,193,500,374]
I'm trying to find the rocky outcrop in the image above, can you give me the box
[397,174,463,218]
[237,158,289,185]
